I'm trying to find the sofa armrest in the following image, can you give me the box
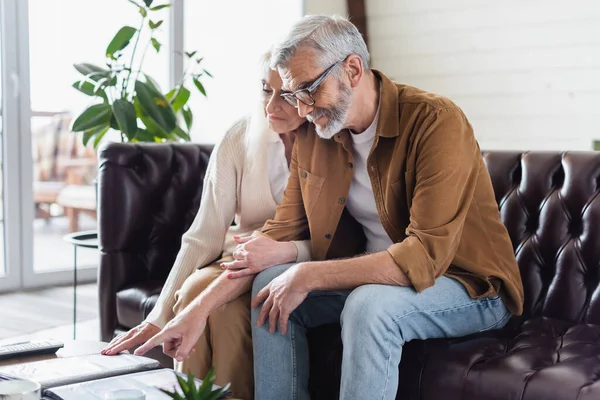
[97,142,213,341]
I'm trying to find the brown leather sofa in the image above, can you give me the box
[98,143,600,399]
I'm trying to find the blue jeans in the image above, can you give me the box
[252,263,511,400]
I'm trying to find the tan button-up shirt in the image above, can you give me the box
[262,70,524,316]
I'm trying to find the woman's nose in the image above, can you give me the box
[266,95,281,113]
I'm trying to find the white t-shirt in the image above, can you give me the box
[266,134,290,204]
[345,94,394,253]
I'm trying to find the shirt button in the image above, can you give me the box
[338,197,345,204]
[325,233,332,239]
[301,171,307,179]
[348,162,353,168]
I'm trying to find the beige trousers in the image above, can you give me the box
[172,256,253,400]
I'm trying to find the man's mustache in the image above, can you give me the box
[307,108,331,122]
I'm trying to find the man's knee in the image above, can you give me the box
[173,267,221,315]
[341,285,397,334]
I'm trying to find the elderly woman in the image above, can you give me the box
[101,52,310,400]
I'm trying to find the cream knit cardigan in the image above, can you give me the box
[145,118,311,328]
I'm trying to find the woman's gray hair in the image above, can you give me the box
[270,14,370,71]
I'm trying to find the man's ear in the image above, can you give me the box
[346,54,364,88]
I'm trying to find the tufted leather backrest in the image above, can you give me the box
[482,151,600,325]
[98,143,213,285]
[98,146,600,341]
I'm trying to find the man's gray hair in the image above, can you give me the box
[270,14,370,71]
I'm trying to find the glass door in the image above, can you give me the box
[22,0,170,287]
[0,0,24,292]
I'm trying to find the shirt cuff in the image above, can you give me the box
[292,240,312,263]
[387,239,435,293]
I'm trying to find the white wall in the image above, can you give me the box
[186,0,303,144]
[303,0,347,16]
[367,0,600,151]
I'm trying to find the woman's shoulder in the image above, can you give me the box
[212,117,249,158]
[220,117,249,146]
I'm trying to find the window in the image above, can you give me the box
[184,0,303,143]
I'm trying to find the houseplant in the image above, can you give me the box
[160,367,231,400]
[70,0,210,148]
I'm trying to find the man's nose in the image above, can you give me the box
[298,102,313,119]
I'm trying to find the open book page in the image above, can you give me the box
[0,354,162,389]
[44,369,230,400]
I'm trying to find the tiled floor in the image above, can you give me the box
[0,282,100,344]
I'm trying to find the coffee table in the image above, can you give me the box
[0,341,241,399]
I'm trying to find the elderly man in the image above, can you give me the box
[248,14,525,400]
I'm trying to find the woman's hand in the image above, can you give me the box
[222,232,298,279]
[134,308,207,362]
[101,322,161,356]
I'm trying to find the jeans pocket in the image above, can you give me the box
[479,307,511,332]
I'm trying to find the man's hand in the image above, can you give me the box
[134,309,207,362]
[223,232,297,279]
[251,264,308,335]
[101,322,160,356]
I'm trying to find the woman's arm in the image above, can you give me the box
[144,122,245,328]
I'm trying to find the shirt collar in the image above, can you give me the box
[333,69,400,144]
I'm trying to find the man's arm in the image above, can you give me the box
[298,251,409,292]
[297,108,479,292]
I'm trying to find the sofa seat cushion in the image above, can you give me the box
[420,317,600,400]
[116,282,163,329]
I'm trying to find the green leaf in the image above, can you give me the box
[106,26,137,59]
[72,81,108,101]
[112,99,138,139]
[144,74,162,93]
[193,78,207,97]
[149,20,163,29]
[143,0,153,6]
[173,126,191,141]
[134,128,156,142]
[106,75,118,87]
[139,6,148,17]
[135,80,177,132]
[151,38,161,53]
[74,63,110,82]
[127,0,140,7]
[150,4,171,10]
[186,373,197,398]
[82,124,109,147]
[182,106,193,130]
[197,367,215,396]
[206,386,230,400]
[94,126,110,147]
[71,103,112,132]
[167,86,190,112]
[184,51,197,58]
[158,388,183,400]
[110,114,120,131]
[203,69,212,78]
[141,114,168,138]
[175,374,189,394]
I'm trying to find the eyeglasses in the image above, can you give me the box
[280,59,344,108]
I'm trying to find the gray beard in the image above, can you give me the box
[308,85,352,139]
